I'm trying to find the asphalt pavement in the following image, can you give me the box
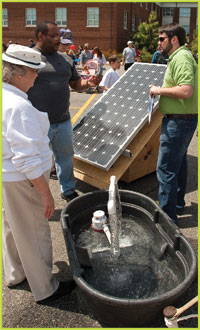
[2,64,198,328]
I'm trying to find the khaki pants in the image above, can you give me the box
[2,172,59,301]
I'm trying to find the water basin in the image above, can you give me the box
[61,190,197,327]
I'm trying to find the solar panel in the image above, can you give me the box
[73,63,167,171]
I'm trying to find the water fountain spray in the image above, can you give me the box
[107,176,122,257]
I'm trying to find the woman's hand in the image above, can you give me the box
[30,174,55,219]
[41,190,55,219]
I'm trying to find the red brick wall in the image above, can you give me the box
[3,2,119,50]
[3,2,195,52]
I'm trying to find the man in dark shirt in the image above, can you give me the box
[28,21,100,201]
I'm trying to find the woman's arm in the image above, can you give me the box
[30,174,55,219]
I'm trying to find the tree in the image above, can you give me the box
[190,30,198,55]
[131,11,159,62]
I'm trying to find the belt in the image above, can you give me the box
[164,114,197,119]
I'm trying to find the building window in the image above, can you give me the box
[25,8,36,26]
[55,8,67,26]
[163,8,174,17]
[151,3,154,11]
[3,8,8,27]
[182,25,190,35]
[139,17,142,25]
[87,8,99,27]
[123,10,128,30]
[140,3,143,7]
[145,3,148,10]
[179,8,191,17]
[132,15,136,32]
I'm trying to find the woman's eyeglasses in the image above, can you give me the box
[158,37,169,42]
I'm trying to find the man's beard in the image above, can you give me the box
[163,41,173,55]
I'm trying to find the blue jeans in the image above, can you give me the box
[48,120,75,195]
[157,116,197,222]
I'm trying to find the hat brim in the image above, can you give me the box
[60,39,73,45]
[2,53,46,69]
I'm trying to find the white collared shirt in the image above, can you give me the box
[2,82,52,181]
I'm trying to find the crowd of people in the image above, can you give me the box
[2,22,197,306]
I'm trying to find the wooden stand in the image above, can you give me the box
[73,110,163,189]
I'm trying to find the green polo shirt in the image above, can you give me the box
[159,45,198,114]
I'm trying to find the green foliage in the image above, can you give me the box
[102,48,123,61]
[190,30,198,55]
[103,48,117,60]
[140,47,153,63]
[132,11,159,56]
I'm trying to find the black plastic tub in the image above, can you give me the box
[61,190,197,327]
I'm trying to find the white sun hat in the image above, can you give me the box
[2,44,46,69]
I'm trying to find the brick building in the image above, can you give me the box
[2,2,198,52]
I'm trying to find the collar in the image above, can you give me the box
[168,45,188,62]
[3,82,28,99]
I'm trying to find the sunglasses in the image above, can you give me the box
[158,37,169,42]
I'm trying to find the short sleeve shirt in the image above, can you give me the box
[99,68,120,90]
[122,47,136,64]
[28,49,80,124]
[80,50,94,65]
[159,46,198,114]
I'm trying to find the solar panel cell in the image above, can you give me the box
[73,63,166,170]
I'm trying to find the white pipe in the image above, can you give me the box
[102,223,111,244]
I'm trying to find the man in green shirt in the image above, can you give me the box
[149,23,198,223]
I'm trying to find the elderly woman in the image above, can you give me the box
[2,44,75,304]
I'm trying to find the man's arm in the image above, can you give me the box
[149,84,194,99]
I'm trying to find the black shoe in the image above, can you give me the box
[176,207,184,215]
[61,191,79,202]
[50,169,58,180]
[36,280,76,304]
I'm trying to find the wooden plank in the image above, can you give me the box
[73,110,163,189]
[121,125,161,182]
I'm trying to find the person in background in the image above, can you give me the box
[2,44,76,304]
[99,55,121,93]
[6,40,13,48]
[80,43,94,68]
[149,23,198,223]
[122,41,136,71]
[152,44,168,64]
[77,45,83,57]
[58,37,72,54]
[28,21,101,202]
[68,48,77,61]
[2,42,7,52]
[29,39,36,48]
[93,46,106,75]
[193,53,198,64]
[134,46,141,62]
[91,47,95,55]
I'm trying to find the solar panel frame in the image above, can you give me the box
[73,62,167,171]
